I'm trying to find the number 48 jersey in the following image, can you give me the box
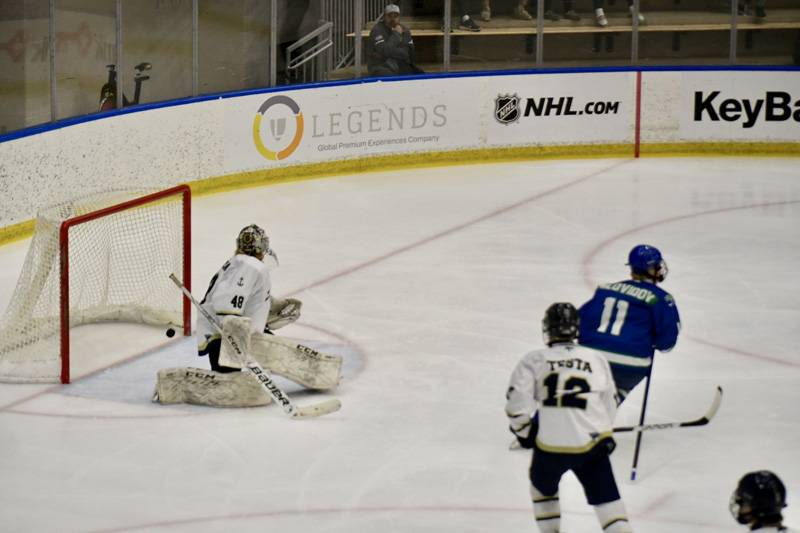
[578,279,680,360]
[506,343,619,453]
[196,253,272,350]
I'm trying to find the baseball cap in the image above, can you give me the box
[385,4,400,14]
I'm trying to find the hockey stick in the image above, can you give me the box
[630,363,655,481]
[511,386,723,450]
[609,385,723,435]
[590,386,723,438]
[169,273,341,419]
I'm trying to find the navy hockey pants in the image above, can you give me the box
[609,362,650,399]
[529,439,621,505]
[199,338,239,374]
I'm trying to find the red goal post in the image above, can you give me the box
[59,185,191,383]
[0,185,191,384]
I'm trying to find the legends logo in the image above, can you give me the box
[252,97,447,160]
[252,95,304,161]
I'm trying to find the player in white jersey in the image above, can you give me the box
[196,224,276,372]
[506,303,632,533]
[731,470,795,532]
[153,224,342,407]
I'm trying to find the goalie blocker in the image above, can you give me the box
[154,312,342,407]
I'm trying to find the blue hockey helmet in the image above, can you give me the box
[627,244,668,282]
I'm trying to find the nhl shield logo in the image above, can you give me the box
[494,94,520,125]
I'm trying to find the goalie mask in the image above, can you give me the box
[542,302,579,346]
[729,470,787,526]
[236,224,278,266]
[627,244,668,283]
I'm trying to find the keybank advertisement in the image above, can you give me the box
[222,79,481,172]
[679,71,800,140]
[485,72,635,146]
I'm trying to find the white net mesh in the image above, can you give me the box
[0,189,187,383]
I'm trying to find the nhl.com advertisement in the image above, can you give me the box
[494,94,622,125]
[222,81,478,172]
[484,73,635,147]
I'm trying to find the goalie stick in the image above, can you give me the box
[509,386,723,450]
[168,273,341,419]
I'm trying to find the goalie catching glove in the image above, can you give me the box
[266,297,302,331]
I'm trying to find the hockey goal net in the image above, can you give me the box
[0,185,191,384]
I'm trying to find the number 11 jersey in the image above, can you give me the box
[578,279,680,362]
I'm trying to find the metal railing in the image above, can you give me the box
[286,21,334,84]
[321,0,386,69]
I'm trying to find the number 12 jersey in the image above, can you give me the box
[506,343,619,453]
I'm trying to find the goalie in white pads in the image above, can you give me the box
[154,224,342,407]
[505,303,632,533]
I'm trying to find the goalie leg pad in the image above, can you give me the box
[153,367,272,407]
[218,316,252,369]
[250,334,342,390]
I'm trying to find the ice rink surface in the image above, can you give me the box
[1,157,799,532]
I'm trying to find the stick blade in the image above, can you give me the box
[702,385,723,423]
[292,398,342,419]
[681,385,723,427]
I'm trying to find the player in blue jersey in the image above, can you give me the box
[578,244,680,399]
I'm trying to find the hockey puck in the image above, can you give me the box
[166,328,176,338]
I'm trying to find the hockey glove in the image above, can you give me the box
[595,436,617,456]
[267,297,302,330]
[509,413,539,449]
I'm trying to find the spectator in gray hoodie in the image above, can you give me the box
[367,4,425,77]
